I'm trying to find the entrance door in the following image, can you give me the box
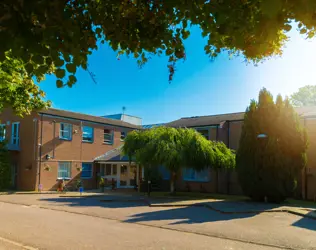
[120,165,128,187]
[102,164,118,188]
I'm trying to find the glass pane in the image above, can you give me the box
[105,164,111,175]
[82,126,93,141]
[120,165,128,186]
[112,164,117,175]
[120,131,126,141]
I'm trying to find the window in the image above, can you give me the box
[159,166,171,180]
[0,124,6,142]
[59,123,72,140]
[112,164,117,175]
[104,164,117,176]
[105,164,112,175]
[81,163,93,179]
[11,122,20,145]
[58,162,71,179]
[196,128,209,140]
[82,126,93,142]
[183,168,210,182]
[120,131,126,141]
[104,129,113,144]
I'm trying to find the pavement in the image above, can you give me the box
[0,193,315,249]
[0,201,281,250]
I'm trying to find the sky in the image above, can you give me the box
[40,25,316,125]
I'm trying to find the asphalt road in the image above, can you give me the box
[0,201,280,250]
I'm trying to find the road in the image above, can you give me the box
[0,201,280,250]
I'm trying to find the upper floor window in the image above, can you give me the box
[183,168,210,182]
[82,126,93,142]
[120,131,126,141]
[59,123,72,140]
[104,129,113,144]
[0,124,6,142]
[11,122,20,145]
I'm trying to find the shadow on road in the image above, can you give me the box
[124,206,256,225]
[40,197,258,224]
[292,213,316,231]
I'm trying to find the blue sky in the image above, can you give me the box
[40,25,316,124]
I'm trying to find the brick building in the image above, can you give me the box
[0,108,140,191]
[1,106,316,200]
[166,106,316,200]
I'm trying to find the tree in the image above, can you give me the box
[236,88,308,203]
[290,85,316,107]
[2,0,316,115]
[123,127,235,193]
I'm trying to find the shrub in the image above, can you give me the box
[236,88,308,203]
[0,141,11,190]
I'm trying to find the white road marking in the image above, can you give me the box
[0,236,38,250]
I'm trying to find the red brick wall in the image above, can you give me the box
[36,114,132,190]
[0,109,38,190]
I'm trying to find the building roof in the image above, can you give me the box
[166,112,245,128]
[166,106,316,128]
[94,146,133,162]
[142,123,165,129]
[38,108,140,129]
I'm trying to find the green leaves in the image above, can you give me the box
[236,88,307,202]
[55,68,65,79]
[66,63,76,73]
[2,0,316,117]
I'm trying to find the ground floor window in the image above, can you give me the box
[58,162,71,179]
[81,163,93,179]
[183,168,210,182]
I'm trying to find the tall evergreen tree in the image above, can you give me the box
[236,88,308,202]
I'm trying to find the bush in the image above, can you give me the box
[236,89,308,203]
[0,141,11,190]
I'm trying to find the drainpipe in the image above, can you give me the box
[216,125,219,141]
[304,118,308,200]
[226,121,230,195]
[38,114,43,190]
[52,120,56,158]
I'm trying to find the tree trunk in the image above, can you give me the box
[170,171,176,194]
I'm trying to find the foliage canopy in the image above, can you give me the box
[123,126,235,192]
[2,0,316,115]
[290,85,316,107]
[236,88,308,202]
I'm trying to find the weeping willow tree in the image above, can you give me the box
[123,127,235,193]
[236,88,308,203]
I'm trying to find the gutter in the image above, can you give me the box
[38,112,140,130]
[38,114,43,190]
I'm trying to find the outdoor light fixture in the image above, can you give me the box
[257,134,268,138]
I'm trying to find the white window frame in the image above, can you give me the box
[11,122,20,145]
[183,168,210,182]
[57,162,71,180]
[0,124,6,142]
[59,123,72,140]
[81,163,93,179]
[120,131,126,141]
[82,126,94,142]
[103,129,113,144]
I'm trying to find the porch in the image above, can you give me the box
[94,147,143,189]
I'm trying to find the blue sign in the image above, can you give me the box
[79,187,84,193]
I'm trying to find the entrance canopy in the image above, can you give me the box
[94,145,134,163]
[94,146,139,188]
